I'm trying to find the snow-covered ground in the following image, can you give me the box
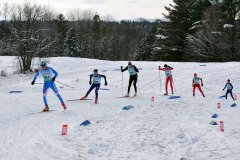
[0,56,240,160]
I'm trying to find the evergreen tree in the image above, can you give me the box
[155,0,211,61]
[187,0,240,61]
[134,22,158,60]
[92,13,102,59]
[64,28,80,57]
[221,0,240,60]
[54,14,68,56]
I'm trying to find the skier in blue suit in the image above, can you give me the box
[223,79,235,100]
[31,61,67,111]
[80,69,108,104]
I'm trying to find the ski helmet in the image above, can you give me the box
[40,61,47,67]
[194,73,197,76]
[227,79,230,82]
[93,69,98,73]
[128,61,132,65]
[164,64,168,67]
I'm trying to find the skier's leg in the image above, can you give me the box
[128,76,134,94]
[95,84,100,103]
[225,91,229,100]
[50,83,64,103]
[43,85,50,106]
[193,84,196,96]
[170,77,174,94]
[86,84,96,96]
[165,77,170,94]
[198,85,205,97]
[43,85,50,111]
[133,75,137,93]
[230,90,234,100]
[50,83,67,109]
[95,84,100,98]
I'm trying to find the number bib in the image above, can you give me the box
[128,66,136,75]
[93,75,101,84]
[193,77,201,84]
[165,69,172,77]
[42,68,53,81]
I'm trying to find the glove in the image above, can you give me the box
[223,89,225,91]
[89,81,92,85]
[31,81,35,85]
[121,66,123,72]
[201,83,203,87]
[105,82,108,86]
[52,77,56,81]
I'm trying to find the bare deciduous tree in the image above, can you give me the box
[8,2,55,73]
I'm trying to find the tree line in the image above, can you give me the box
[0,2,153,72]
[0,1,239,73]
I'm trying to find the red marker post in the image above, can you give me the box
[151,96,155,103]
[217,103,221,109]
[150,96,155,107]
[220,121,224,132]
[62,124,68,136]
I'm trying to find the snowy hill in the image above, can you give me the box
[0,56,240,160]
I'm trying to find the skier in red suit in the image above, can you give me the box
[159,64,174,95]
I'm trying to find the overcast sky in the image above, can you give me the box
[0,0,173,20]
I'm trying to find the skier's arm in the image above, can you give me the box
[192,79,194,87]
[49,67,58,81]
[50,67,58,79]
[230,83,233,90]
[89,74,93,85]
[159,67,165,71]
[100,75,108,86]
[33,71,40,82]
[121,66,128,72]
[133,65,139,73]
[201,78,203,86]
[169,67,174,70]
[223,84,227,90]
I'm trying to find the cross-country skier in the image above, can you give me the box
[223,79,234,100]
[31,61,67,112]
[121,61,139,97]
[80,69,108,104]
[192,73,205,97]
[159,64,174,95]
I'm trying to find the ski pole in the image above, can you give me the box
[203,86,211,91]
[137,75,141,95]
[159,66,161,92]
[108,84,118,87]
[55,80,74,89]
[34,83,44,85]
[172,77,176,93]
[121,70,123,97]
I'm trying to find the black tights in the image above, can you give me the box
[128,75,138,94]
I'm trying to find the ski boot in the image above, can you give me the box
[62,102,67,110]
[43,105,49,112]
[124,93,129,97]
[80,95,88,100]
[164,93,168,96]
[193,93,195,97]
